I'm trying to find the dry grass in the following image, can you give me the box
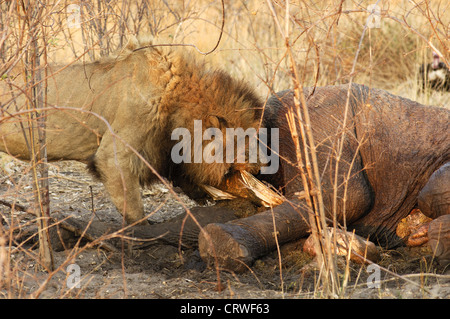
[2,1,448,101]
[0,0,449,299]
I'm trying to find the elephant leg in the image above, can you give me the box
[198,199,310,272]
[418,162,450,219]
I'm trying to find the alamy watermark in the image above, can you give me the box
[366,264,381,288]
[171,120,279,174]
[67,4,81,29]
[367,3,381,29]
[66,263,81,289]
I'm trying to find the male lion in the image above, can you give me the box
[0,38,263,224]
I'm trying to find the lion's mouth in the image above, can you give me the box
[201,170,283,207]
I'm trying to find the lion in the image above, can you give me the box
[0,37,263,224]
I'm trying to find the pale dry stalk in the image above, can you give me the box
[0,234,8,287]
[265,0,339,296]
[18,0,54,271]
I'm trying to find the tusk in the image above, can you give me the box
[239,170,284,207]
[202,170,284,207]
[201,185,237,200]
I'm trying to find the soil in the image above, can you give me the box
[0,156,449,299]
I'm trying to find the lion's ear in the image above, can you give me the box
[136,34,154,47]
[206,115,220,129]
[206,115,228,129]
[125,36,139,51]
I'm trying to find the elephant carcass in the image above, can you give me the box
[199,83,450,272]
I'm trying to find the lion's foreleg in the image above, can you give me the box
[91,132,145,224]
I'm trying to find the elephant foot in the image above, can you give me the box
[406,223,430,247]
[396,208,432,247]
[198,223,256,273]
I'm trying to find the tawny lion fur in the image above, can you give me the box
[0,37,263,223]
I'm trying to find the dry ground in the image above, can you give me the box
[0,157,449,299]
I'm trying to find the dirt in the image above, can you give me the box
[0,156,449,299]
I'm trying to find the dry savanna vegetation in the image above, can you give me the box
[0,0,449,299]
